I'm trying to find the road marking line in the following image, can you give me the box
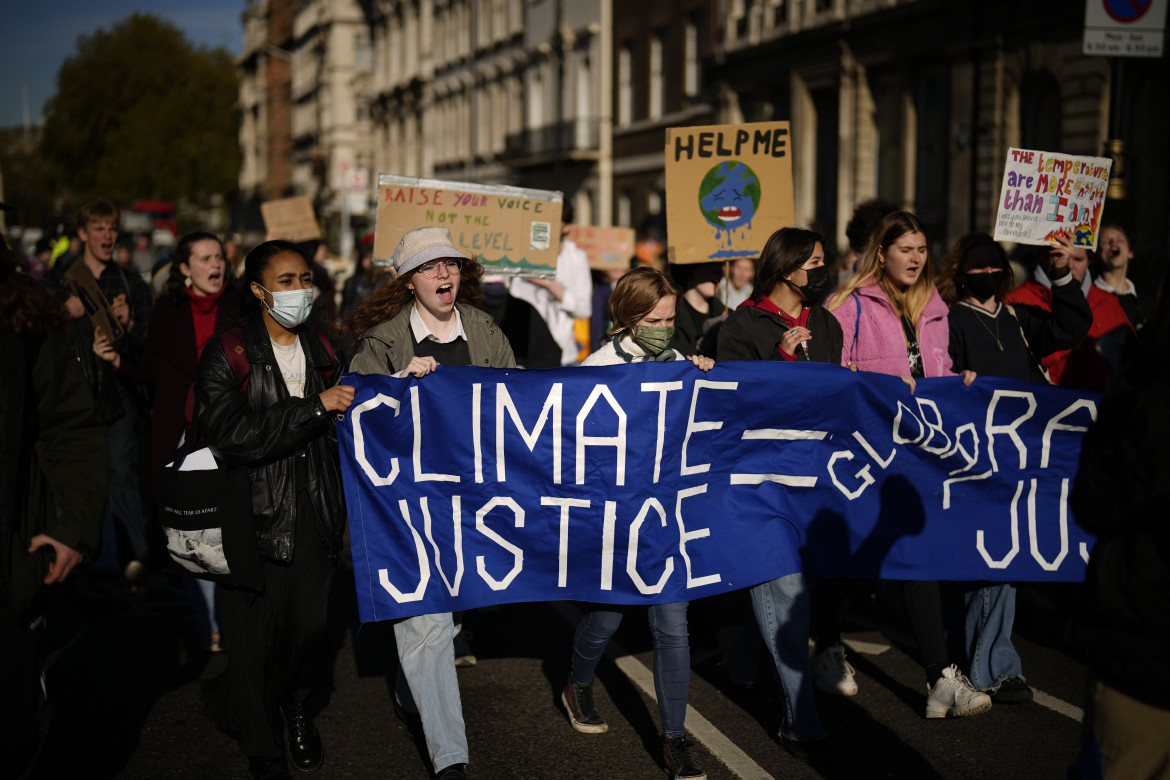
[842,638,890,655]
[551,602,775,780]
[1032,690,1083,722]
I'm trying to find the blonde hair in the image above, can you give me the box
[828,210,938,329]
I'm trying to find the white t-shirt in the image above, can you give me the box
[271,337,307,398]
[509,238,592,365]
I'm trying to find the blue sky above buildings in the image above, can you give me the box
[0,1,243,127]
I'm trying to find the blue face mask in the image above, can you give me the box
[260,285,313,328]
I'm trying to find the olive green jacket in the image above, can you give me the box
[350,302,516,375]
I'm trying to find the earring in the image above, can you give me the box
[185,276,193,288]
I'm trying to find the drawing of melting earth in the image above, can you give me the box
[699,161,761,238]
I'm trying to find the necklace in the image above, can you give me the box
[963,302,1002,351]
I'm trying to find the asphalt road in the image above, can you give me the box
[20,567,1088,779]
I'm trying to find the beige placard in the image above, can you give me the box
[566,225,636,271]
[665,121,794,264]
[374,175,562,278]
[65,260,126,344]
[260,196,322,243]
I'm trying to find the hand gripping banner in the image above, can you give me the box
[338,362,1098,623]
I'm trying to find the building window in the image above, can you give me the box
[684,16,701,99]
[1020,71,1062,153]
[618,45,633,126]
[355,30,373,67]
[649,29,666,120]
[618,190,632,227]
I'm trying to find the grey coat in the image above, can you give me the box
[350,302,517,375]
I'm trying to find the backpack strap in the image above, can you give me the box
[1002,303,1053,385]
[311,329,337,385]
[849,292,861,365]
[219,328,251,390]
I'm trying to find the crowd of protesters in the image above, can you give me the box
[0,193,1164,780]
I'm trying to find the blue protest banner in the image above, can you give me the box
[338,362,1097,623]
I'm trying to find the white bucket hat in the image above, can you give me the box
[392,226,469,276]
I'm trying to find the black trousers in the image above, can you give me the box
[203,476,335,759]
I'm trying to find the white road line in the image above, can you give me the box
[551,601,775,780]
[1032,690,1083,722]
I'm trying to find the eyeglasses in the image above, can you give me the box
[416,259,463,279]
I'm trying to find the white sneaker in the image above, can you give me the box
[813,644,858,696]
[925,665,992,719]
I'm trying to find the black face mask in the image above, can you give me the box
[963,271,1004,302]
[788,264,832,302]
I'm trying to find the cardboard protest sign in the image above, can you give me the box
[665,121,794,264]
[65,261,125,344]
[565,225,636,271]
[374,175,562,278]
[260,196,322,243]
[993,148,1112,251]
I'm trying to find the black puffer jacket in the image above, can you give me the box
[195,314,345,562]
[716,303,843,364]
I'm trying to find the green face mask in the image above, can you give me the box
[634,325,674,356]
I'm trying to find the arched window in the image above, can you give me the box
[1020,71,1062,152]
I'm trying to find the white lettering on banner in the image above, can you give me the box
[576,384,627,485]
[681,380,739,476]
[411,386,460,482]
[1079,542,1090,564]
[377,499,431,602]
[475,497,525,590]
[827,450,874,500]
[853,430,895,469]
[542,496,591,587]
[942,422,985,509]
[352,393,401,486]
[976,480,1023,568]
[675,485,720,587]
[1040,400,1096,468]
[473,384,483,483]
[892,401,925,445]
[641,381,684,484]
[601,501,617,590]
[421,496,464,596]
[1029,478,1069,571]
[730,428,826,486]
[915,398,952,455]
[986,390,1037,471]
[627,498,674,595]
[498,383,564,483]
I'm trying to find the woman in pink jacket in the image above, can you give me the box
[825,211,987,720]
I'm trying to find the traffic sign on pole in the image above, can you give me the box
[1084,0,1167,57]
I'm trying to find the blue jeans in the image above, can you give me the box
[750,573,826,741]
[394,612,467,772]
[103,386,149,563]
[571,602,691,738]
[964,583,1024,691]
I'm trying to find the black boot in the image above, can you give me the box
[281,698,323,774]
[247,756,291,780]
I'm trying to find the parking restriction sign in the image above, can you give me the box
[1084,0,1167,57]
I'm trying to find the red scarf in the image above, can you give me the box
[187,285,226,360]
[738,297,810,359]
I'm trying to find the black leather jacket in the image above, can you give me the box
[195,315,345,562]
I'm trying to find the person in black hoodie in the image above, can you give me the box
[937,232,1092,705]
[667,261,724,357]
[715,228,840,761]
[195,241,354,780]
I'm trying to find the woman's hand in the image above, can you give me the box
[1046,230,1084,274]
[960,369,977,386]
[319,384,356,414]
[779,327,811,357]
[92,326,121,370]
[688,355,715,372]
[404,356,439,378]
[900,375,917,394]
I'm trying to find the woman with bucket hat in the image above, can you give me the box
[347,226,515,780]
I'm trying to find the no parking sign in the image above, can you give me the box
[1083,0,1167,57]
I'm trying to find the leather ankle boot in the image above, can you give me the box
[281,698,323,774]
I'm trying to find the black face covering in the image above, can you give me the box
[788,264,832,302]
[963,270,1004,302]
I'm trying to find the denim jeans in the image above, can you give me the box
[964,583,1024,691]
[750,573,826,741]
[394,612,468,771]
[571,602,691,738]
